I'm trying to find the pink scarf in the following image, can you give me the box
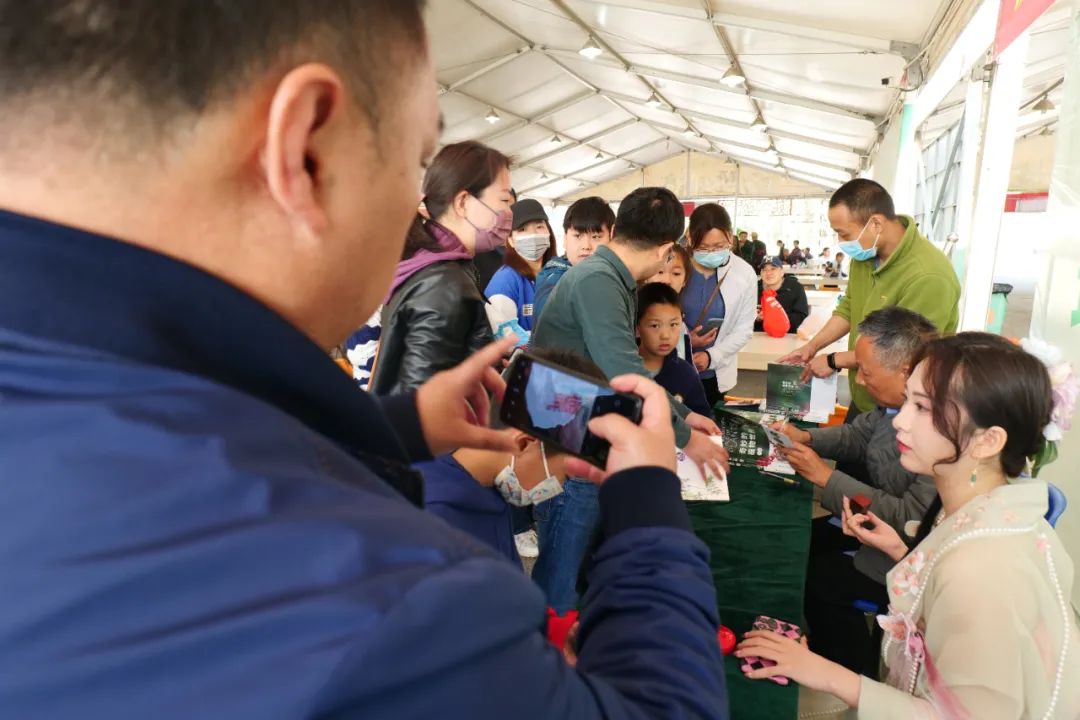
[385,221,473,302]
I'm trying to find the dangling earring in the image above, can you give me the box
[970,466,978,486]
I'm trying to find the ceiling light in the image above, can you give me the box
[540,172,549,180]
[1039,126,1053,137]
[484,107,501,124]
[579,37,603,60]
[1033,95,1055,113]
[720,67,745,87]
[577,181,587,188]
[550,135,562,144]
[645,93,663,109]
[594,151,604,160]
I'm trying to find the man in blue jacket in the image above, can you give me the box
[0,3,729,719]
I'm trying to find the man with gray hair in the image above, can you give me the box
[773,306,939,675]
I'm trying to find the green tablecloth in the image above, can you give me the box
[687,464,813,720]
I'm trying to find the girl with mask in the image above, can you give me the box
[738,333,1080,719]
[371,141,513,395]
[485,198,556,342]
[682,203,758,408]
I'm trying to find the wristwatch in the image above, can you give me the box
[826,353,838,371]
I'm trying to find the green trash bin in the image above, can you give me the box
[986,282,1013,335]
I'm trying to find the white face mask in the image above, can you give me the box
[512,234,550,262]
[494,444,563,507]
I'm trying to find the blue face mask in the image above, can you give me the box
[838,218,880,262]
[694,249,730,269]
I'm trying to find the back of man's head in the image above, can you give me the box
[858,306,938,370]
[830,179,898,225]
[0,1,425,143]
[612,187,684,251]
[0,1,437,349]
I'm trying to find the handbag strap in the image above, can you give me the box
[691,267,730,329]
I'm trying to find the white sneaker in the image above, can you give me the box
[515,529,539,558]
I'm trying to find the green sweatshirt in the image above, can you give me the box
[835,216,960,412]
[532,245,692,446]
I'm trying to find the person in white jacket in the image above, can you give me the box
[682,203,758,408]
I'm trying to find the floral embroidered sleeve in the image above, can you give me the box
[857,538,1069,719]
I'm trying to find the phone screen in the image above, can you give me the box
[702,317,724,332]
[500,353,643,467]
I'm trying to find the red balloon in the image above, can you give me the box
[761,289,791,338]
[718,625,737,655]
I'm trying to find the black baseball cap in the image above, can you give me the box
[764,256,785,268]
[511,199,548,230]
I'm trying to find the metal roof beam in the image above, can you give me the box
[710,12,913,58]
[519,137,670,195]
[516,118,640,167]
[477,90,597,143]
[440,47,533,94]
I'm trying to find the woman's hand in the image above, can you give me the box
[841,497,908,562]
[736,631,862,707]
[690,325,719,349]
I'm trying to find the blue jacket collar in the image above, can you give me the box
[0,209,417,476]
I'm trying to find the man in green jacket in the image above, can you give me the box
[782,179,960,414]
[530,187,728,612]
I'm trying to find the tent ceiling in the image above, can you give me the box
[918,0,1071,145]
[428,0,954,201]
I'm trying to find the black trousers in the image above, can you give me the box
[804,517,888,677]
[700,375,726,412]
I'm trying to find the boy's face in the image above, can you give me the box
[646,255,687,294]
[637,303,683,359]
[564,225,610,265]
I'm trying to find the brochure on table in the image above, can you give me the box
[763,363,838,423]
[713,409,796,476]
[677,436,731,502]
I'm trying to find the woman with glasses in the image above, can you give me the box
[682,203,758,408]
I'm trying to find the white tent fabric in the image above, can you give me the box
[427,0,955,202]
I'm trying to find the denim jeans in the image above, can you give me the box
[531,478,599,613]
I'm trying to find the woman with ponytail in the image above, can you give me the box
[738,332,1080,719]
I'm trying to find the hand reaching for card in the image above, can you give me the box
[841,496,908,562]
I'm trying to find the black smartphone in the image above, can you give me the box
[500,352,643,468]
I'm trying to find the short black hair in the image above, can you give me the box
[564,196,615,234]
[635,282,682,324]
[613,187,684,251]
[830,179,898,224]
[0,1,426,135]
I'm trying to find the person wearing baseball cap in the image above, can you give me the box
[755,256,809,333]
[484,198,557,342]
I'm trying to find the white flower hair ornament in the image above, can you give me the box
[1021,338,1080,475]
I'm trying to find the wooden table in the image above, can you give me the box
[795,275,847,290]
[738,332,849,372]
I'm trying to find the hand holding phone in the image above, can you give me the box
[562,373,676,482]
[500,353,644,469]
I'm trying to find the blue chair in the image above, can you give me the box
[1047,483,1067,528]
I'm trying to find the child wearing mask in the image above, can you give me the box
[485,198,557,341]
[413,349,604,566]
[637,283,711,417]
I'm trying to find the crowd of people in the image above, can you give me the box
[1,4,1078,719]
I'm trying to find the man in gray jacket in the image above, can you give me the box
[774,306,939,675]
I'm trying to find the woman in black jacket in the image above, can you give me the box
[371,141,513,395]
[754,256,810,333]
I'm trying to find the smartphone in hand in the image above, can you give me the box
[500,352,643,467]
